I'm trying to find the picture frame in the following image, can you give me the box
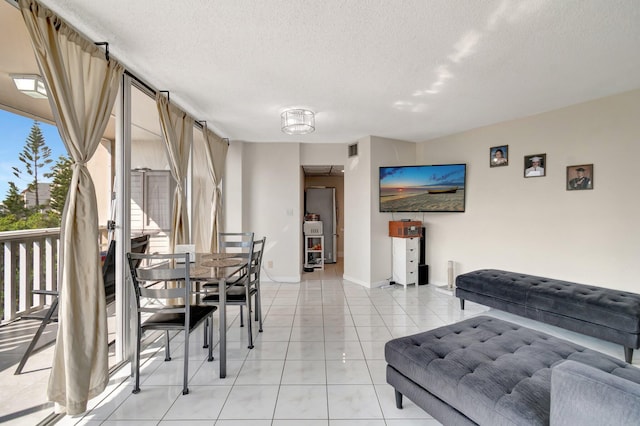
[490,145,508,167]
[524,153,546,178]
[566,164,593,190]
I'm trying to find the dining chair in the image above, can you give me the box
[218,232,254,257]
[201,233,258,348]
[127,252,216,395]
[205,232,255,301]
[201,231,254,292]
[226,236,266,331]
[103,234,150,306]
[221,235,266,335]
[246,237,266,334]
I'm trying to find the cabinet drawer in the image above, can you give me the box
[406,249,419,262]
[404,258,418,268]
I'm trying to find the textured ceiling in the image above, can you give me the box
[8,0,640,144]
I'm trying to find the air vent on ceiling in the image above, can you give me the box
[348,143,358,157]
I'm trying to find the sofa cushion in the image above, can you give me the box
[385,315,640,426]
[455,269,533,305]
[551,360,640,426]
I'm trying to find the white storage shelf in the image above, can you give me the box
[392,237,419,287]
[304,235,324,270]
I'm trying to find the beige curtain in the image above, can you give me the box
[191,129,212,252]
[202,125,228,252]
[156,93,194,250]
[18,0,124,415]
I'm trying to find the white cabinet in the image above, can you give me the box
[392,237,419,287]
[304,235,324,270]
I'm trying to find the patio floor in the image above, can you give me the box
[0,318,58,425]
[0,305,123,425]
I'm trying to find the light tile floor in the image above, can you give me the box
[10,261,633,425]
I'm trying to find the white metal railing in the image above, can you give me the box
[0,228,60,323]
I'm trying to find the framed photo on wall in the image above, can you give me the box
[524,153,546,178]
[567,164,593,190]
[490,145,508,167]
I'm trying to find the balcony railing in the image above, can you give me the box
[0,228,60,324]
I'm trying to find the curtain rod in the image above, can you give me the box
[196,121,230,145]
[126,71,204,131]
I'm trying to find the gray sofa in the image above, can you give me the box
[385,316,640,425]
[456,269,640,363]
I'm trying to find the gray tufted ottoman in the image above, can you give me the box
[385,316,640,425]
[456,269,640,362]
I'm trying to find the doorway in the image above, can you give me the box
[302,165,344,277]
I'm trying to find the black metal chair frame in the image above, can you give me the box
[201,235,266,350]
[128,251,216,395]
[242,237,266,334]
[202,232,259,348]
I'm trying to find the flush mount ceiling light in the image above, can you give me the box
[281,108,315,135]
[11,74,48,99]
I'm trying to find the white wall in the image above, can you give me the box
[417,90,640,292]
[89,139,114,228]
[131,140,168,171]
[236,142,302,282]
[370,137,418,285]
[300,143,346,165]
[224,142,349,283]
[343,136,372,286]
[224,142,245,233]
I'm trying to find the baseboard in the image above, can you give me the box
[372,279,392,288]
[342,274,377,288]
[261,274,301,283]
[434,284,455,296]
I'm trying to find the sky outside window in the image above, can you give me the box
[0,109,66,198]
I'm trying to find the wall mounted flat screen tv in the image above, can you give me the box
[379,164,466,212]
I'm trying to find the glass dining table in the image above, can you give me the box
[189,252,247,378]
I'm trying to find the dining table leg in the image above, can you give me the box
[219,277,226,378]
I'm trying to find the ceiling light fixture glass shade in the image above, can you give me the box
[281,109,315,135]
[11,74,48,99]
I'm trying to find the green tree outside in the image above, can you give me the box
[1,182,27,218]
[0,121,71,232]
[12,121,53,208]
[45,155,73,219]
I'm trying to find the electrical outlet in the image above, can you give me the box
[267,260,273,268]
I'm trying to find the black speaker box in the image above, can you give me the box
[419,227,426,264]
[418,264,429,285]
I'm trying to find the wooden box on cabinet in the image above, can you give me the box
[389,221,422,238]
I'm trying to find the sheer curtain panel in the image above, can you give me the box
[156,93,194,251]
[18,0,124,415]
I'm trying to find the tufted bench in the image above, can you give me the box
[456,269,640,363]
[385,315,640,425]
